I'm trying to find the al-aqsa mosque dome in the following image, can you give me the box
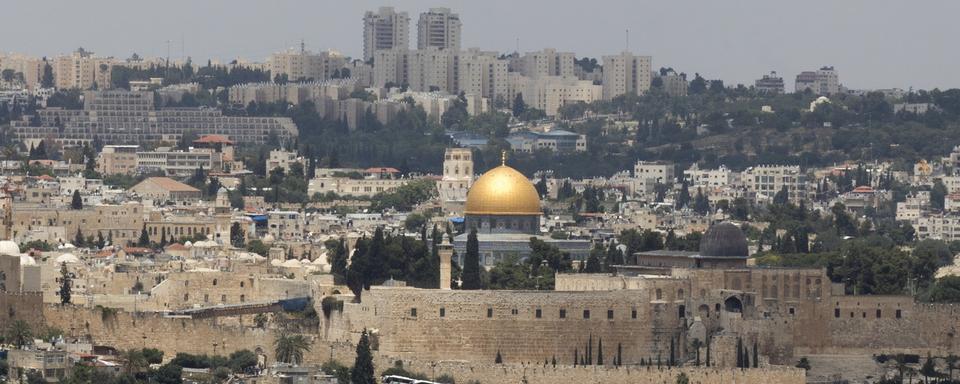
[463,154,541,234]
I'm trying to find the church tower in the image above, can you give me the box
[439,148,473,203]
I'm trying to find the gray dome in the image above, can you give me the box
[699,222,748,258]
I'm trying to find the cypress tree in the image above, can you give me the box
[59,262,71,304]
[616,342,622,367]
[74,228,85,247]
[587,335,593,365]
[573,347,578,366]
[737,337,743,368]
[743,348,750,369]
[461,227,482,289]
[71,190,83,209]
[706,336,711,367]
[350,329,376,384]
[669,337,675,367]
[596,338,603,365]
[138,224,150,247]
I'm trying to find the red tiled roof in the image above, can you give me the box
[136,177,201,193]
[193,134,234,145]
[852,186,874,193]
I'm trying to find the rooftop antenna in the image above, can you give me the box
[625,29,630,52]
[515,37,519,54]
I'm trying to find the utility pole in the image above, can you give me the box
[626,29,630,52]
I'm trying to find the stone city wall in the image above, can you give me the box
[389,359,806,384]
[325,287,690,365]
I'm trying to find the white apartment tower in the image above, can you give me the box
[362,7,410,62]
[456,50,509,103]
[417,8,461,51]
[268,49,347,82]
[601,52,652,100]
[520,48,575,79]
[440,148,473,202]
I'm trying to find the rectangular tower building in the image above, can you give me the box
[362,7,410,62]
[417,8,461,51]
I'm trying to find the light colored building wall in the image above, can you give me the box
[601,52,652,100]
[363,7,410,61]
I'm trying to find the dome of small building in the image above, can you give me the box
[55,253,80,264]
[262,234,276,244]
[19,254,36,266]
[464,165,541,216]
[0,241,19,256]
[699,222,749,258]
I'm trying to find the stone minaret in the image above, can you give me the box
[438,237,453,290]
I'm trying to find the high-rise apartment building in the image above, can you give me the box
[519,48,575,79]
[407,48,455,93]
[456,49,509,103]
[514,76,602,117]
[795,66,839,95]
[372,49,409,88]
[268,49,347,82]
[362,7,410,62]
[53,48,114,90]
[417,8,461,51]
[601,52,652,100]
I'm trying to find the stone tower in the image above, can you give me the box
[438,238,453,290]
[439,148,473,203]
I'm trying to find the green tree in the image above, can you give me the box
[151,363,183,384]
[274,332,311,365]
[929,276,960,303]
[70,190,83,209]
[583,244,603,273]
[59,262,71,304]
[512,93,527,117]
[351,329,376,384]
[227,349,259,373]
[41,63,54,88]
[6,319,32,347]
[326,237,348,279]
[932,179,948,211]
[461,228,482,289]
[74,227,85,248]
[138,223,150,247]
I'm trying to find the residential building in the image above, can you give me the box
[634,161,675,184]
[307,170,410,198]
[53,47,114,90]
[515,75,602,117]
[755,71,785,94]
[893,103,936,115]
[228,80,357,107]
[506,130,586,153]
[268,49,347,82]
[743,165,810,204]
[795,66,839,95]
[658,69,688,97]
[267,149,304,173]
[519,48,575,79]
[896,191,930,222]
[684,164,741,188]
[601,52,652,100]
[11,90,298,146]
[137,149,220,176]
[363,7,410,61]
[96,145,139,175]
[417,8,461,51]
[456,49,509,103]
[407,48,455,93]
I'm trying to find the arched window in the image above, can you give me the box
[212,279,217,286]
[656,289,663,300]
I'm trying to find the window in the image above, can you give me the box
[535,309,542,318]
[511,308,518,315]
[896,309,902,319]
[487,308,493,318]
[212,279,217,286]
[240,281,245,288]
[876,309,882,318]
[583,310,590,319]
[560,309,566,319]
[631,309,637,319]
[440,308,445,317]
[410,308,417,317]
[834,308,840,318]
[789,307,795,315]
[677,289,684,299]
[607,310,614,319]
[656,289,662,300]
[183,294,189,301]
[240,295,245,303]
[678,305,686,318]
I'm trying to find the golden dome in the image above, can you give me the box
[464,165,541,216]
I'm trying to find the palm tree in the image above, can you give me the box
[274,333,311,365]
[123,349,148,375]
[6,320,32,348]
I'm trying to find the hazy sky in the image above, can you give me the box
[4,0,958,91]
